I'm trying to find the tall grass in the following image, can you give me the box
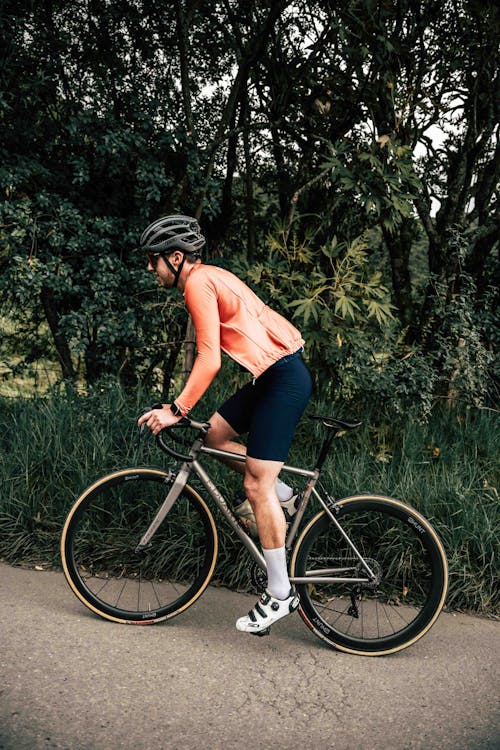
[301,407,499,614]
[0,384,498,614]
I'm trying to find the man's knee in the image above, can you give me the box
[243,463,279,506]
[244,459,287,547]
[204,412,237,448]
[204,428,221,449]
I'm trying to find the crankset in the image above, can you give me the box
[247,561,267,593]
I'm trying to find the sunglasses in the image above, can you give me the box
[147,252,162,269]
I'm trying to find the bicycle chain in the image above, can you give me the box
[247,556,382,596]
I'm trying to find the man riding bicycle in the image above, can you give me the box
[138,215,312,634]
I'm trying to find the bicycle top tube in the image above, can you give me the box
[146,411,361,469]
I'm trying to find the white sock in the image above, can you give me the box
[275,478,293,503]
[263,546,291,600]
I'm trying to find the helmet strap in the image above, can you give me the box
[163,253,186,289]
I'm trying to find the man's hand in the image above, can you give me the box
[137,405,181,436]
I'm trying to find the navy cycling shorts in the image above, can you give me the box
[217,350,313,462]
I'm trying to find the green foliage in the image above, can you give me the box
[236,228,395,396]
[321,138,422,235]
[431,279,496,408]
[1,0,497,413]
[0,192,188,386]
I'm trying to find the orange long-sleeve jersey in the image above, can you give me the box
[174,263,304,415]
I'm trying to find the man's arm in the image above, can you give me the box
[173,272,222,415]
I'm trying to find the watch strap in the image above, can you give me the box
[170,402,182,416]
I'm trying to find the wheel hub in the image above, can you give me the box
[355,557,383,589]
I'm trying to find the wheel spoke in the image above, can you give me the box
[94,576,112,596]
[114,578,128,608]
[62,471,216,623]
[150,579,162,609]
[293,496,447,653]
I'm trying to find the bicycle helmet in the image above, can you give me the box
[140,214,205,257]
[140,214,205,288]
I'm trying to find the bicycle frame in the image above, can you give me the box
[135,424,377,586]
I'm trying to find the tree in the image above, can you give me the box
[0,0,497,412]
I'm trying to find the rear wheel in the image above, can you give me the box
[290,495,448,655]
[61,468,218,624]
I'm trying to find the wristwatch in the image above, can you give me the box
[170,402,182,417]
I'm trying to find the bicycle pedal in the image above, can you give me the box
[250,627,271,637]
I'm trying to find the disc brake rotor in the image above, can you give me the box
[354,557,383,589]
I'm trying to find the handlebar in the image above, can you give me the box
[137,406,211,462]
[156,417,211,462]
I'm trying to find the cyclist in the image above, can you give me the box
[137,215,312,634]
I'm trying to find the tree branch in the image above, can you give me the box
[195,0,291,219]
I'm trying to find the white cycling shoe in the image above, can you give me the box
[236,589,300,635]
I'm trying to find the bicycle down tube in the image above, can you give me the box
[136,441,377,587]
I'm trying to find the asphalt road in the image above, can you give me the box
[0,562,498,750]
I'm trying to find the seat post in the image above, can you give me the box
[308,414,362,472]
[314,429,338,472]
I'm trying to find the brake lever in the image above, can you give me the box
[135,422,152,450]
[135,403,164,449]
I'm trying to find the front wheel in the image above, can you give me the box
[290,495,448,655]
[61,468,218,624]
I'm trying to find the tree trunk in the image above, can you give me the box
[382,219,416,333]
[174,0,196,137]
[161,342,183,402]
[213,99,245,248]
[84,339,100,384]
[242,92,256,263]
[271,123,290,219]
[40,286,75,380]
[181,317,196,387]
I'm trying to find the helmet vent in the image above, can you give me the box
[140,214,205,256]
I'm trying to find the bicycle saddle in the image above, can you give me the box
[309,414,362,431]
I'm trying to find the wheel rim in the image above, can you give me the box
[63,472,216,621]
[293,499,447,652]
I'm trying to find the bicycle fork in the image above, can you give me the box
[134,462,192,552]
[134,458,267,571]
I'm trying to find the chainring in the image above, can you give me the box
[247,561,267,593]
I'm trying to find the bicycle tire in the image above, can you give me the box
[290,494,448,655]
[61,468,218,624]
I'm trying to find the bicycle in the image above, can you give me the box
[60,411,448,656]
